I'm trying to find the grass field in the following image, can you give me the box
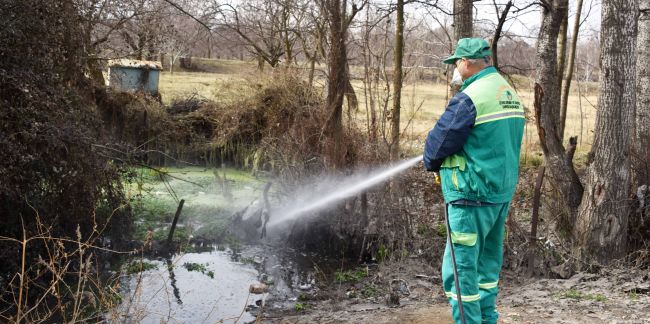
[159,59,599,165]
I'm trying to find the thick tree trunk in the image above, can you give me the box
[533,0,583,229]
[574,0,638,263]
[634,0,650,183]
[390,0,404,161]
[453,0,473,42]
[559,0,584,139]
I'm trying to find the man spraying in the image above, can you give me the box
[423,38,525,324]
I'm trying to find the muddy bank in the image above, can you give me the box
[262,257,650,324]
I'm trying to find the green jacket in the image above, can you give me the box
[424,67,525,203]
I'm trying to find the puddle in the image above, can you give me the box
[109,245,323,323]
[111,250,260,323]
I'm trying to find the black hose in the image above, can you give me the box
[445,203,466,324]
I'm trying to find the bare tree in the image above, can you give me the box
[117,1,170,60]
[390,0,405,161]
[574,0,638,263]
[164,14,204,73]
[533,0,584,230]
[559,0,585,139]
[77,0,167,83]
[490,0,513,71]
[360,4,390,145]
[299,4,329,87]
[215,1,286,69]
[321,0,365,169]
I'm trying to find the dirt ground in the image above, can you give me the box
[262,259,650,324]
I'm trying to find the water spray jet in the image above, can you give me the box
[267,155,422,228]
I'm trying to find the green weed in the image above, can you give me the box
[377,244,389,262]
[591,294,607,302]
[126,261,158,274]
[562,288,583,299]
[556,289,608,302]
[335,268,368,283]
[436,223,447,237]
[294,303,307,312]
[416,224,431,236]
[361,285,380,298]
[182,262,214,278]
[629,291,638,300]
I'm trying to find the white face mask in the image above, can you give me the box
[451,68,463,86]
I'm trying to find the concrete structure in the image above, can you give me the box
[107,59,163,94]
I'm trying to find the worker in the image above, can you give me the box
[423,38,525,324]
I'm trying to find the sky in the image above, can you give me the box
[403,0,602,43]
[473,0,602,41]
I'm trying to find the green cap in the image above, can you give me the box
[443,38,492,64]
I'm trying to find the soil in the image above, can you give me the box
[262,258,650,323]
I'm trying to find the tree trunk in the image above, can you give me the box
[390,0,404,161]
[574,0,638,263]
[324,0,347,169]
[527,166,545,277]
[362,6,377,143]
[559,0,584,139]
[556,10,568,139]
[533,0,583,230]
[207,35,211,59]
[308,56,316,89]
[345,68,359,113]
[634,0,650,184]
[453,0,473,42]
[283,4,293,68]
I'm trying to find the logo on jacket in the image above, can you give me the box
[498,88,520,109]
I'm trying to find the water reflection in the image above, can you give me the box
[166,257,182,305]
[111,244,325,324]
[113,248,259,324]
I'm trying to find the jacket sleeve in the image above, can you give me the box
[423,92,477,172]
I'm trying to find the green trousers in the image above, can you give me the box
[442,202,509,324]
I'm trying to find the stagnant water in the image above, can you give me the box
[109,245,323,324]
[109,250,258,323]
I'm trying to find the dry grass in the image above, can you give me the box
[158,59,600,165]
[159,72,240,104]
